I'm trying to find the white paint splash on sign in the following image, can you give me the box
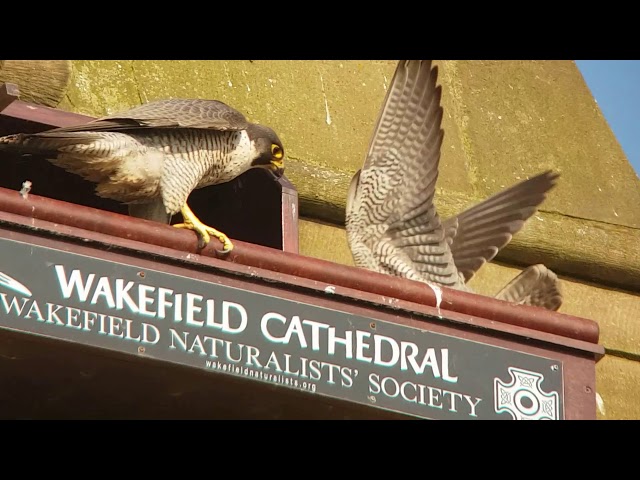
[427,282,443,318]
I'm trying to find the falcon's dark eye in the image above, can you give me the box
[271,144,284,159]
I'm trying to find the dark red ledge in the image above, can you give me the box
[0,186,601,350]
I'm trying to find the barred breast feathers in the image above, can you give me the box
[131,129,244,214]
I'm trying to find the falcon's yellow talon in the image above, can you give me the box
[213,233,233,253]
[174,204,233,252]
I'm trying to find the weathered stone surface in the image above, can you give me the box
[299,217,353,267]
[0,60,71,107]
[442,61,640,229]
[595,355,640,420]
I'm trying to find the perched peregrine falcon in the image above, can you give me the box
[0,98,285,252]
[346,60,563,311]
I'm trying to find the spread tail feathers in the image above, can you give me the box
[495,264,563,311]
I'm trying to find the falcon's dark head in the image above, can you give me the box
[247,124,285,178]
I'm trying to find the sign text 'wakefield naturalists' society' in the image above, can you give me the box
[0,237,563,420]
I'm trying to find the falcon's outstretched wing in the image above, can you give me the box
[346,60,460,286]
[495,264,563,311]
[442,171,559,282]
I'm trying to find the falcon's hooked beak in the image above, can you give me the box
[269,158,285,178]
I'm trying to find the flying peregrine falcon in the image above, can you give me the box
[0,98,285,252]
[346,60,563,311]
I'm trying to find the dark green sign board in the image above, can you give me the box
[0,237,563,419]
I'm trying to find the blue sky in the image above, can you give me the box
[575,60,640,178]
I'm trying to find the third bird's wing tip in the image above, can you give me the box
[495,264,563,311]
